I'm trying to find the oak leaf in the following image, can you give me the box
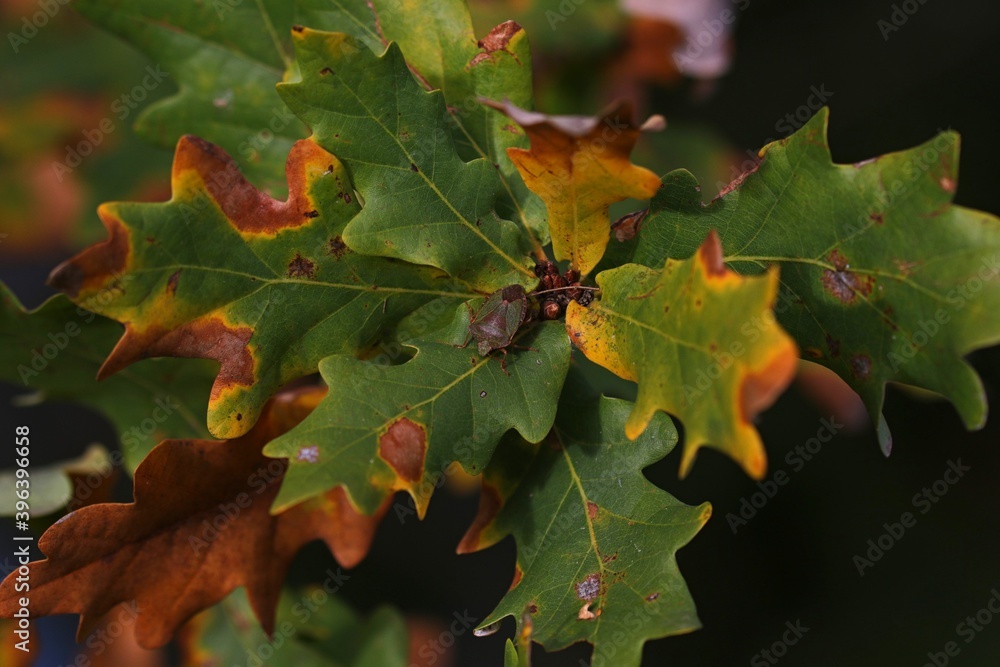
[265,307,570,517]
[631,108,1000,454]
[485,99,663,276]
[462,388,710,666]
[566,232,798,478]
[48,137,459,439]
[0,388,387,649]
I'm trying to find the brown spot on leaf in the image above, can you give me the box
[378,418,426,484]
[646,593,660,601]
[850,354,872,380]
[326,236,349,260]
[528,603,538,614]
[576,573,601,601]
[825,334,841,358]
[319,67,333,76]
[166,270,181,296]
[601,552,618,564]
[821,251,874,304]
[586,501,599,520]
[409,163,418,172]
[286,253,316,279]
[303,210,319,219]
[578,603,596,620]
[940,177,956,193]
[869,212,884,225]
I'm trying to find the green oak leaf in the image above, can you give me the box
[278,29,538,291]
[78,0,546,246]
[75,0,308,194]
[181,588,408,667]
[462,390,710,666]
[47,137,466,440]
[631,108,1000,453]
[566,233,798,479]
[0,283,212,472]
[264,306,570,516]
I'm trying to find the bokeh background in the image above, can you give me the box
[2,0,999,665]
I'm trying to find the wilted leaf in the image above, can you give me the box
[463,390,710,666]
[278,29,537,291]
[265,306,570,516]
[180,588,409,667]
[0,283,213,472]
[0,389,387,649]
[486,99,662,276]
[631,108,1000,453]
[566,232,798,478]
[48,137,461,439]
[0,444,114,518]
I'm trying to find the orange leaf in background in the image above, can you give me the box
[484,99,663,276]
[0,388,388,649]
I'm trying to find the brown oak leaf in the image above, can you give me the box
[0,387,387,649]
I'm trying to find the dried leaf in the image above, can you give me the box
[0,389,387,649]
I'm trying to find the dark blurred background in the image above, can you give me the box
[2,0,999,665]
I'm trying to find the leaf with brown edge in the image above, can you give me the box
[48,136,466,439]
[566,232,798,479]
[0,388,389,650]
[264,306,570,518]
[630,108,1000,456]
[463,386,710,666]
[484,99,664,276]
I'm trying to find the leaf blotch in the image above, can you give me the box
[296,446,320,463]
[326,236,349,260]
[821,251,874,304]
[166,270,181,296]
[576,573,601,601]
[378,418,426,483]
[287,253,316,279]
[850,354,872,380]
